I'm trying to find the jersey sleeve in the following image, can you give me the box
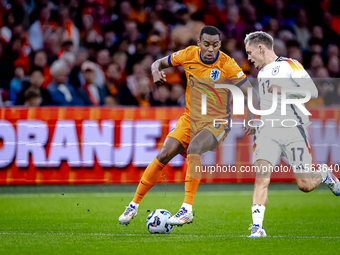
[168,47,190,67]
[285,59,318,99]
[226,58,248,87]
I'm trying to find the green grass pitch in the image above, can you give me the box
[0,184,339,254]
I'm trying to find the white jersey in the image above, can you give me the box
[257,56,318,128]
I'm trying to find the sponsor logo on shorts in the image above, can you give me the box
[169,127,176,134]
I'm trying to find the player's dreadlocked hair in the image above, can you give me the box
[244,31,274,50]
[200,26,220,40]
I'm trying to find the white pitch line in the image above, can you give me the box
[239,235,340,239]
[0,233,339,239]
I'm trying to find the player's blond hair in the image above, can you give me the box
[244,31,274,50]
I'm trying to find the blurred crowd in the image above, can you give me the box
[0,0,339,107]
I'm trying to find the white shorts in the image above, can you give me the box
[252,125,312,172]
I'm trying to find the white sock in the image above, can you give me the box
[252,204,265,227]
[129,201,139,209]
[181,203,192,212]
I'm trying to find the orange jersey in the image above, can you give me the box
[168,46,247,125]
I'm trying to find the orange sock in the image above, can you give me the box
[183,154,201,205]
[133,158,165,204]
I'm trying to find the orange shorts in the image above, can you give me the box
[167,114,230,154]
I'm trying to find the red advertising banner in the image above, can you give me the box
[0,107,339,185]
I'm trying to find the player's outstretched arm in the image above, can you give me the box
[151,56,171,86]
[240,80,259,135]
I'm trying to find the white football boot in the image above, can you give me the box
[322,167,340,196]
[118,204,138,225]
[167,207,194,225]
[249,224,267,238]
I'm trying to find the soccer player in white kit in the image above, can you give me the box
[244,31,340,238]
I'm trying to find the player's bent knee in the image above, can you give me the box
[187,139,205,155]
[187,146,201,155]
[156,150,175,165]
[254,159,272,168]
[254,160,272,178]
[298,185,313,193]
[255,171,272,180]
[156,138,184,164]
[255,176,270,187]
[296,178,315,193]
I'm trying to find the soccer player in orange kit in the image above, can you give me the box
[119,26,259,226]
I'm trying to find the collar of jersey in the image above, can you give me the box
[261,57,279,72]
[199,50,220,65]
[275,56,283,62]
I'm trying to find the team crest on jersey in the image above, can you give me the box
[210,69,221,81]
[272,66,280,76]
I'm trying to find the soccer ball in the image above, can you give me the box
[146,209,174,234]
